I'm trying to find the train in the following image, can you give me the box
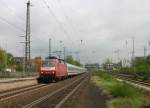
[37,56,87,83]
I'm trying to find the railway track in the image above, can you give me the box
[23,74,88,108]
[0,83,47,101]
[113,74,150,87]
[0,74,88,108]
[0,77,37,83]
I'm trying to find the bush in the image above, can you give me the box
[95,71,113,81]
[15,64,23,72]
[110,82,137,98]
[118,65,150,81]
[93,71,150,108]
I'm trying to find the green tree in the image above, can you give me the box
[65,55,82,67]
[6,53,14,65]
[105,58,111,64]
[146,55,150,64]
[0,48,7,70]
[15,64,23,71]
[65,55,74,64]
[120,56,150,77]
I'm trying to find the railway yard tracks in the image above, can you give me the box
[112,74,150,89]
[0,84,46,100]
[0,74,88,108]
[23,74,88,108]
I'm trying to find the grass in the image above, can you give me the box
[92,72,150,108]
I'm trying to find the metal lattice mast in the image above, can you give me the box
[49,38,51,57]
[25,0,31,72]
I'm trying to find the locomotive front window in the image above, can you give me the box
[43,62,55,67]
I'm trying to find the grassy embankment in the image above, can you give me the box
[92,71,150,108]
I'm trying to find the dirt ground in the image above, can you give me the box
[61,77,108,108]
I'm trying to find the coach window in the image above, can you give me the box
[61,61,65,64]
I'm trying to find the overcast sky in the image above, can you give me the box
[0,0,150,64]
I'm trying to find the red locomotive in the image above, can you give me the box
[37,57,86,83]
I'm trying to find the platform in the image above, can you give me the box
[0,77,38,83]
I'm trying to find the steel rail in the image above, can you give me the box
[22,75,87,108]
[116,75,150,87]
[0,84,51,101]
[55,76,88,108]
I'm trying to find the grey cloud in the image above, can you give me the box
[0,0,150,64]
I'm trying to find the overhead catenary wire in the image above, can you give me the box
[53,0,84,47]
[53,0,80,41]
[0,0,25,22]
[41,0,77,49]
[53,0,90,64]
[0,1,25,31]
[43,0,89,63]
[0,16,25,32]
[35,0,68,57]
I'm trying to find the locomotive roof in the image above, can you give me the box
[45,56,65,62]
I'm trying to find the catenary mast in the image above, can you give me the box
[25,0,31,72]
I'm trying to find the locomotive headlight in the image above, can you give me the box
[52,71,55,74]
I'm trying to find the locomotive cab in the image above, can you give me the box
[38,61,56,83]
[40,62,56,75]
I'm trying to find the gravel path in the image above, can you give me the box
[60,77,107,108]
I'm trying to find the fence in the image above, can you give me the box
[0,71,38,78]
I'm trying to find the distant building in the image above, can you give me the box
[13,57,24,64]
[13,56,43,66]
[85,63,101,71]
[134,56,145,61]
[103,63,113,71]
[31,56,43,66]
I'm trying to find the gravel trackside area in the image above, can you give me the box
[60,77,108,108]
[0,75,86,108]
[0,74,108,108]
[0,80,37,92]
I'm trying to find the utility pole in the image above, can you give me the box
[52,50,62,59]
[132,37,135,60]
[56,51,62,59]
[25,0,31,72]
[5,43,7,68]
[125,40,128,66]
[59,40,63,58]
[114,49,120,63]
[132,37,135,72]
[63,47,66,61]
[144,46,146,58]
[49,38,51,57]
[78,40,83,62]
